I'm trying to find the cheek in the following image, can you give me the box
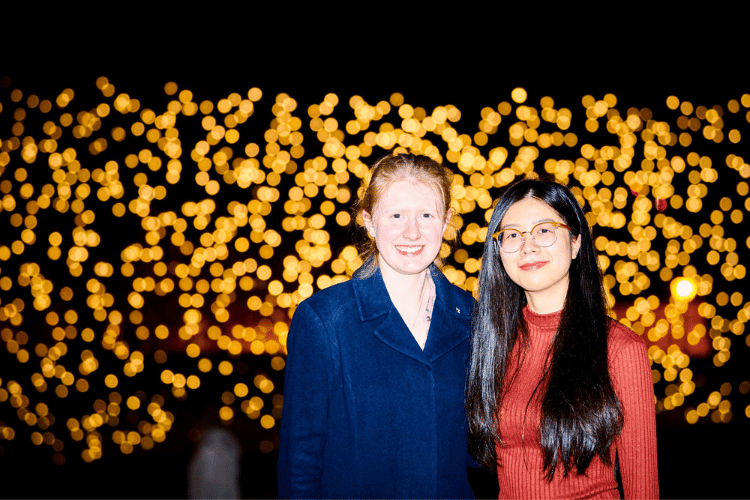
[424,225,447,260]
[426,224,445,241]
[373,223,398,245]
[499,253,515,275]
[556,240,575,262]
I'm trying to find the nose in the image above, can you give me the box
[519,232,540,253]
[404,216,421,239]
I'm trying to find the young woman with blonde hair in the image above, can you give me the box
[278,153,476,498]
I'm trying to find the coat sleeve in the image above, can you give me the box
[277,301,332,499]
[609,328,659,499]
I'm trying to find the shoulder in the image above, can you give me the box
[608,320,646,348]
[287,279,360,352]
[297,278,358,317]
[432,267,476,318]
[607,319,650,366]
[608,319,645,345]
[294,267,390,323]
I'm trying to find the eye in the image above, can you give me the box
[503,230,521,240]
[534,222,557,235]
[391,213,402,219]
[421,213,434,218]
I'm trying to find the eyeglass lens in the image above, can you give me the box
[497,222,559,251]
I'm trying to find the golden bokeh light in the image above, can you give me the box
[1,73,749,486]
[671,277,698,301]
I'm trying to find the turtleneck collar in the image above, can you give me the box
[523,306,562,330]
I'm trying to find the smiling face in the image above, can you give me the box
[362,178,451,279]
[498,197,581,313]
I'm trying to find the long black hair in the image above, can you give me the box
[466,177,623,480]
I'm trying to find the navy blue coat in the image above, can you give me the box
[277,265,475,499]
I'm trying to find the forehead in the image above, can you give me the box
[500,197,563,227]
[374,179,443,211]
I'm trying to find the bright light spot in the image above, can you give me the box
[671,277,697,301]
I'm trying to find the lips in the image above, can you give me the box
[395,245,424,256]
[520,261,548,271]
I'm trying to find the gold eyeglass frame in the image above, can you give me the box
[492,221,572,253]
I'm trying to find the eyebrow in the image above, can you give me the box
[378,206,442,215]
[499,217,558,230]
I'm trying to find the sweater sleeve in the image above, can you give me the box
[277,301,331,499]
[609,325,660,499]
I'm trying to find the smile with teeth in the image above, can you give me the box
[396,245,424,255]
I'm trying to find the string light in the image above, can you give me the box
[1,75,749,474]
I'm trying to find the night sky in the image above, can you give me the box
[2,17,749,498]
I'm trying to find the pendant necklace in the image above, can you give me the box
[425,294,436,322]
[412,276,436,331]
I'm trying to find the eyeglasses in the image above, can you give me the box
[492,221,572,253]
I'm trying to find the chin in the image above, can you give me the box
[382,257,433,276]
[398,263,432,275]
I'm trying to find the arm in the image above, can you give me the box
[277,302,331,499]
[609,330,659,499]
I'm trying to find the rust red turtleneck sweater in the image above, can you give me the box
[495,307,659,499]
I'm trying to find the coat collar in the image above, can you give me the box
[351,263,472,362]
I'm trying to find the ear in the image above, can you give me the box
[442,208,453,233]
[571,234,582,259]
[362,210,376,238]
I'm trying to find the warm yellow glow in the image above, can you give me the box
[670,277,697,301]
[1,72,749,472]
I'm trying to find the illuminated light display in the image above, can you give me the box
[0,74,749,496]
[672,276,698,301]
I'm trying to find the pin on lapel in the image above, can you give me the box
[456,308,460,314]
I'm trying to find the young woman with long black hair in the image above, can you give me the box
[466,177,658,498]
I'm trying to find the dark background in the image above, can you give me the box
[2,13,749,499]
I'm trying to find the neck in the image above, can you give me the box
[379,262,431,308]
[524,281,568,315]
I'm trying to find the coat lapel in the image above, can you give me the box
[351,265,472,364]
[372,309,424,360]
[351,266,392,322]
[424,269,471,362]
